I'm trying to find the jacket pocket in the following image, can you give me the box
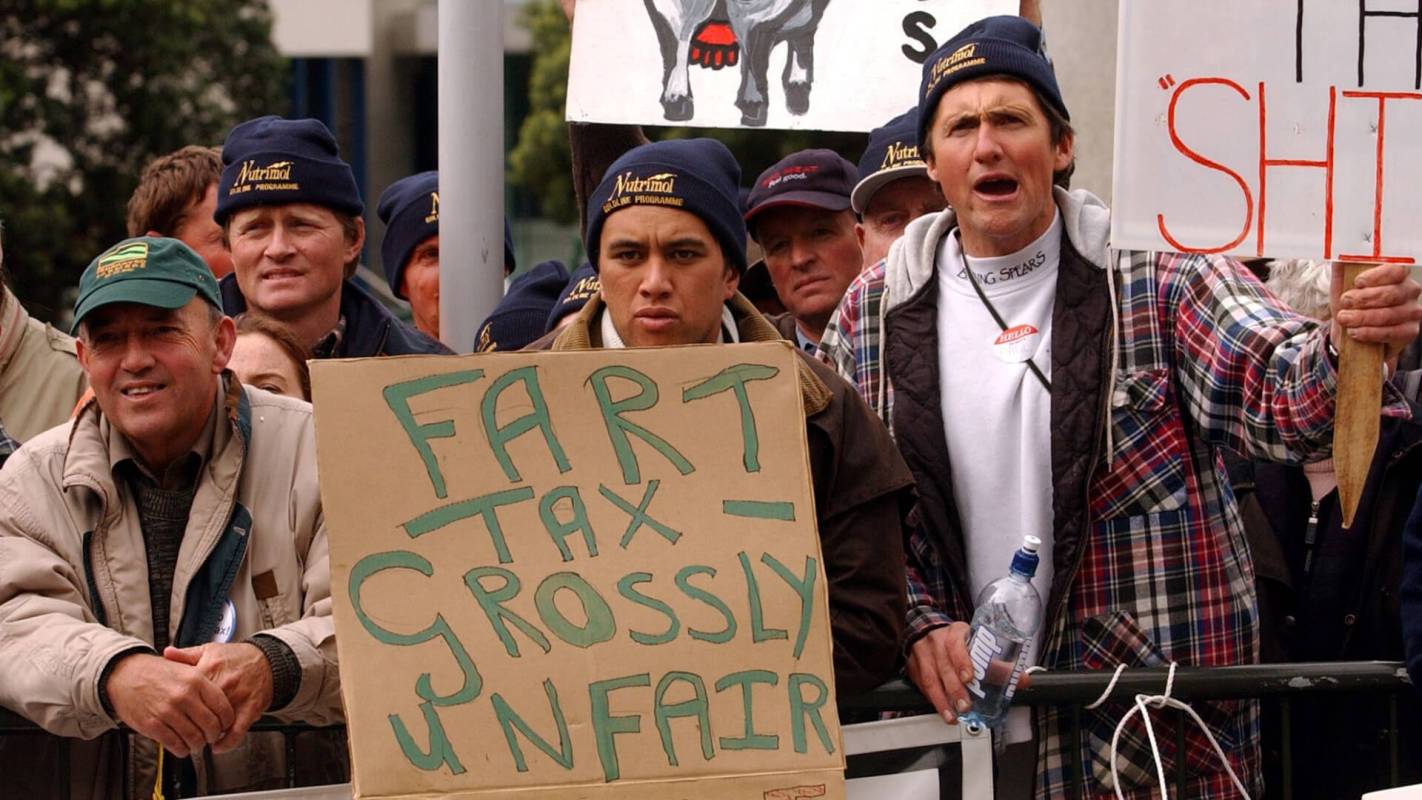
[1079,607,1240,794]
[252,569,296,630]
[1095,369,1190,519]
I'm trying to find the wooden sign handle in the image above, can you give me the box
[1334,262,1385,529]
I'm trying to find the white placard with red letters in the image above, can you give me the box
[1112,1,1422,265]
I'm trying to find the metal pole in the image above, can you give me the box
[438,0,504,352]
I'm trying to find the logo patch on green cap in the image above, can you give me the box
[96,241,149,278]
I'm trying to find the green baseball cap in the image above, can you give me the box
[71,237,221,334]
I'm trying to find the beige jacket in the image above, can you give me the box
[0,376,341,797]
[0,284,87,442]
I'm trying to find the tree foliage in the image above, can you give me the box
[0,0,287,322]
[509,0,866,226]
[509,0,577,224]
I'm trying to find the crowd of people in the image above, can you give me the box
[1,7,1421,800]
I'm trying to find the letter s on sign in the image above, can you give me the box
[901,12,937,64]
[1156,77,1255,255]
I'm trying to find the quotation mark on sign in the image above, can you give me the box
[1157,74,1176,90]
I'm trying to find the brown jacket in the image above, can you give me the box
[530,293,915,697]
[0,284,87,443]
[0,377,341,798]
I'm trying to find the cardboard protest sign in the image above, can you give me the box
[566,0,1014,132]
[1113,1,1422,263]
[312,343,843,800]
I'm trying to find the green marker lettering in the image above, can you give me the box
[788,673,835,754]
[403,486,535,563]
[616,572,680,645]
[738,551,787,645]
[762,553,818,658]
[539,486,599,562]
[589,673,651,782]
[534,572,617,648]
[349,551,480,704]
[682,363,779,473]
[390,700,466,774]
[480,365,572,482]
[587,365,694,484]
[722,500,796,521]
[383,370,483,499]
[675,565,736,644]
[713,670,780,751]
[491,679,574,773]
[464,566,551,657]
[653,671,714,766]
[599,481,682,549]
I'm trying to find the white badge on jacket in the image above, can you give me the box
[213,599,237,643]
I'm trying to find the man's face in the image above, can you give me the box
[925,78,1072,257]
[77,297,235,471]
[170,184,233,278]
[229,203,361,321]
[755,206,862,336]
[856,175,946,267]
[598,205,738,347]
[399,235,440,338]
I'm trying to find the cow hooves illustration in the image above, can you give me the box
[785,83,811,115]
[662,95,694,122]
[739,100,768,127]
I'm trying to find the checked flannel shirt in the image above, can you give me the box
[820,239,1410,798]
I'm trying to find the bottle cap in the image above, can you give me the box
[1011,535,1042,578]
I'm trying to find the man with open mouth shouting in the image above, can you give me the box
[818,13,1422,799]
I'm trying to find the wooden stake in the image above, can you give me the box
[1334,262,1385,529]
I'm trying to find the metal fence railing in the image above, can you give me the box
[840,660,1417,799]
[1,661,1413,799]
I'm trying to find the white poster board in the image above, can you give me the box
[1112,2,1422,264]
[567,0,1014,132]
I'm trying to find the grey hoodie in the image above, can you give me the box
[881,185,1114,317]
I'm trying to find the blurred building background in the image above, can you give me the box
[268,0,583,281]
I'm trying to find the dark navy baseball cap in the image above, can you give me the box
[852,109,928,215]
[744,149,858,238]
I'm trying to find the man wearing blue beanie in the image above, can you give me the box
[215,116,449,358]
[376,171,441,339]
[819,14,1422,798]
[375,171,521,341]
[852,108,945,269]
[529,137,915,700]
[473,260,570,352]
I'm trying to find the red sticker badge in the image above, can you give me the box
[992,324,1041,364]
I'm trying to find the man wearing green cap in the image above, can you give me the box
[0,237,341,797]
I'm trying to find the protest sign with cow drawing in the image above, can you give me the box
[1112,1,1422,265]
[566,0,1014,132]
[312,344,843,800]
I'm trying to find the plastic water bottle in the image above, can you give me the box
[960,535,1042,731]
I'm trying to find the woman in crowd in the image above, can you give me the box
[228,312,312,400]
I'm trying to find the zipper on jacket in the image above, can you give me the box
[1303,499,1320,577]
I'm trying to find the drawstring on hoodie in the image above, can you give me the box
[1103,250,1124,467]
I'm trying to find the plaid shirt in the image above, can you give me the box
[821,242,1409,798]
